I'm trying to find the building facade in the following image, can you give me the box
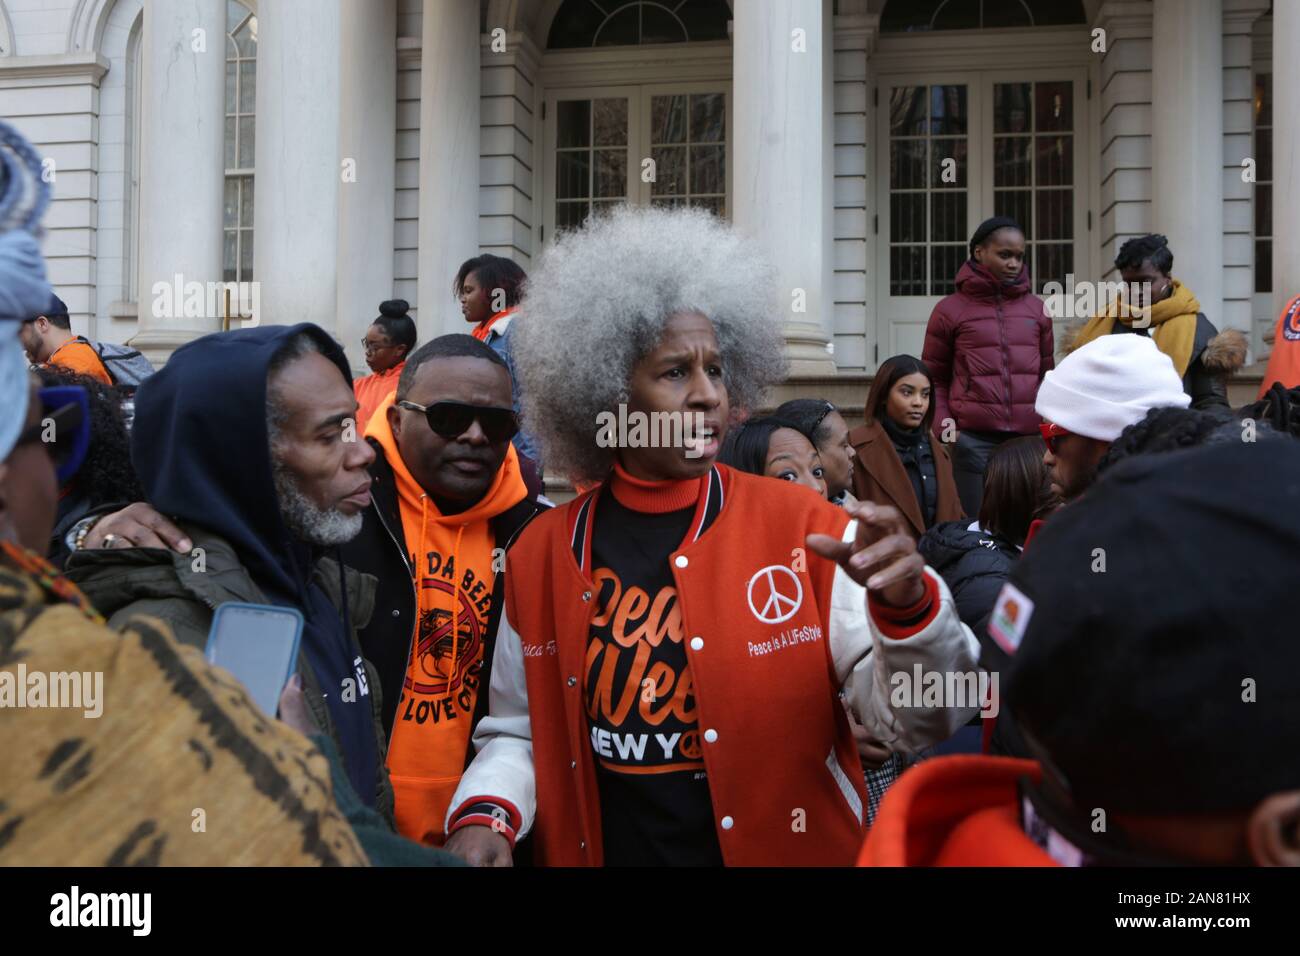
[1,0,1295,407]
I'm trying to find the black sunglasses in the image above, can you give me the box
[397,400,519,443]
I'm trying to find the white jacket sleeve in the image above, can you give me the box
[828,521,982,753]
[444,609,537,838]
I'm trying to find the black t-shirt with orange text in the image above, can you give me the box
[586,493,722,866]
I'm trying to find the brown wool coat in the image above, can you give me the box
[848,419,964,539]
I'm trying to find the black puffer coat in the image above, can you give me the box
[918,520,1020,632]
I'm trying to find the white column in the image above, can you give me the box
[1152,0,1224,322]
[416,0,480,337]
[132,0,226,364]
[253,0,343,331]
[338,0,397,370]
[733,0,836,376]
[1274,0,1300,321]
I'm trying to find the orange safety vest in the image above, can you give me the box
[504,466,870,866]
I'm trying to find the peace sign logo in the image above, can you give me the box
[746,565,804,624]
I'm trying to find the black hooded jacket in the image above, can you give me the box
[125,323,382,805]
[917,520,1020,633]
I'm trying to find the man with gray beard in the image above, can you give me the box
[66,324,393,816]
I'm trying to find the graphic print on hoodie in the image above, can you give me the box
[130,323,379,804]
[366,392,528,845]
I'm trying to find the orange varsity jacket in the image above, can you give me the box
[447,466,980,866]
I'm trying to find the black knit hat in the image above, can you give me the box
[1001,439,1300,815]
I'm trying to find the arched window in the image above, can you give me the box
[224,0,256,283]
[881,0,1085,33]
[547,0,730,49]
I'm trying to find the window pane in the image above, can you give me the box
[890,245,926,297]
[890,193,925,243]
[994,83,1031,134]
[640,5,687,44]
[692,195,725,217]
[652,95,687,144]
[226,0,244,32]
[556,151,591,199]
[930,246,965,295]
[240,177,254,224]
[557,100,591,149]
[224,178,238,227]
[676,0,732,41]
[593,148,626,198]
[593,98,627,146]
[596,6,639,46]
[238,117,255,168]
[931,192,967,242]
[651,145,686,195]
[223,230,237,282]
[690,93,725,143]
[1256,73,1272,126]
[930,138,966,188]
[224,117,236,169]
[983,0,1033,28]
[930,85,967,135]
[1035,81,1073,132]
[932,0,982,30]
[556,201,589,232]
[1255,183,1272,237]
[1035,189,1072,240]
[651,196,685,207]
[1256,239,1272,293]
[1256,128,1272,182]
[995,190,1032,233]
[995,137,1030,187]
[890,86,928,136]
[1036,243,1071,292]
[691,145,724,195]
[225,61,236,111]
[240,61,256,114]
[240,228,254,281]
[890,140,926,189]
[1035,134,1072,186]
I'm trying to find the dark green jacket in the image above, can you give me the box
[66,523,396,825]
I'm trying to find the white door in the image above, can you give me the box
[542,84,730,242]
[875,69,1088,368]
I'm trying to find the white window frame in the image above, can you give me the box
[873,65,1089,365]
[541,81,732,242]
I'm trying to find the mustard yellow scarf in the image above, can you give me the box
[1071,278,1199,377]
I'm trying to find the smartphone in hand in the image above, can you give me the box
[204,602,304,717]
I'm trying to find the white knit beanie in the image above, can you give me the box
[1035,334,1191,441]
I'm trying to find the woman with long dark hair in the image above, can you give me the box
[921,216,1054,516]
[848,354,963,539]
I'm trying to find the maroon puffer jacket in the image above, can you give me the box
[922,261,1054,436]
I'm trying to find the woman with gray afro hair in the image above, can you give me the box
[510,204,786,484]
[443,204,981,869]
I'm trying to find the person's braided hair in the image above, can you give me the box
[1240,382,1300,439]
[36,366,144,505]
[1097,406,1236,474]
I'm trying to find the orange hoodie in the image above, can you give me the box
[858,755,1058,866]
[1258,293,1300,398]
[353,361,404,433]
[365,392,528,845]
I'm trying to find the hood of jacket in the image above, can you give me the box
[918,520,1015,574]
[132,322,353,606]
[954,259,1031,302]
[858,755,1056,867]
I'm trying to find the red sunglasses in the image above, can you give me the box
[1039,421,1071,454]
